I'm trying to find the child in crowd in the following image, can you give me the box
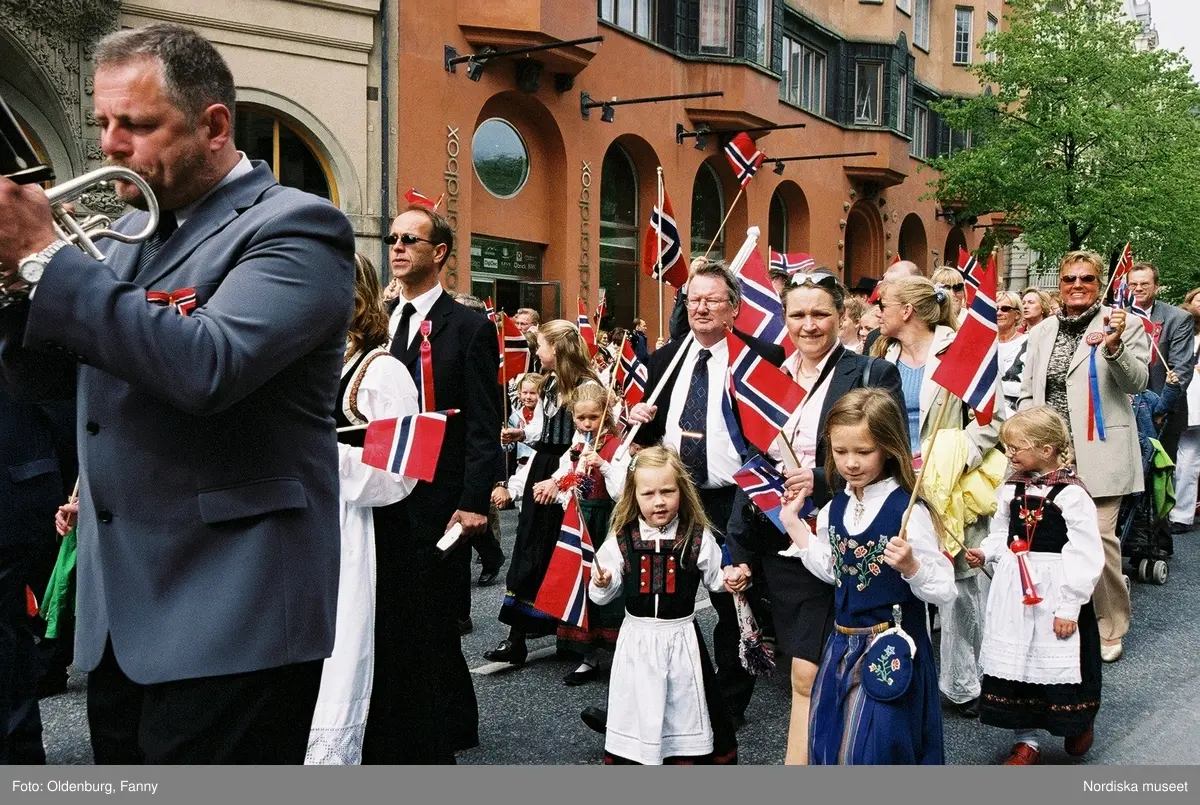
[507,373,544,468]
[780,388,957,764]
[590,446,739,765]
[966,407,1104,765]
[552,383,628,685]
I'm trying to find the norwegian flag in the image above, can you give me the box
[484,296,496,324]
[403,188,438,210]
[734,455,789,533]
[642,191,689,288]
[616,338,649,405]
[577,298,598,358]
[769,250,816,278]
[533,496,595,629]
[361,409,459,482]
[1106,243,1134,305]
[724,132,765,188]
[727,331,807,453]
[499,313,531,383]
[594,288,608,325]
[931,255,1000,426]
[735,250,796,359]
[958,248,980,307]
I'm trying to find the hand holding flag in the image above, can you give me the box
[361,409,459,481]
[727,331,806,453]
[533,496,594,629]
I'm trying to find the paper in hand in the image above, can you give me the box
[436,523,464,554]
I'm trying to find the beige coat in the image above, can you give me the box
[1017,307,1149,498]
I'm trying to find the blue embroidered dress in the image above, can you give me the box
[799,478,958,765]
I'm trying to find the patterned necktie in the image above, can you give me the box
[679,348,710,486]
[390,302,416,359]
[136,211,178,275]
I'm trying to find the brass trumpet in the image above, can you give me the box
[47,166,161,260]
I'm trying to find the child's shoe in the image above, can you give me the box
[1001,743,1041,765]
[1064,726,1094,757]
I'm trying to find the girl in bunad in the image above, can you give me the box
[551,383,629,685]
[590,446,740,765]
[780,388,958,765]
[966,407,1104,765]
[307,255,417,764]
[487,320,601,666]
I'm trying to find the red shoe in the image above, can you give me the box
[1002,743,1041,765]
[1064,727,1094,757]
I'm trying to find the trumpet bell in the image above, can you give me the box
[47,166,161,260]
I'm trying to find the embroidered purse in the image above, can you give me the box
[861,604,917,702]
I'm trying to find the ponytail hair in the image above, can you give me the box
[870,276,957,357]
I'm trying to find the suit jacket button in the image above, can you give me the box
[97,510,113,524]
[86,421,100,435]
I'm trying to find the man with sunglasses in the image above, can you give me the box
[1017,250,1149,664]
[366,205,502,762]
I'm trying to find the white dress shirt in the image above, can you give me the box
[664,336,742,488]
[387,282,444,352]
[769,347,838,469]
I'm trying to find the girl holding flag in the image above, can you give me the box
[1015,250,1150,664]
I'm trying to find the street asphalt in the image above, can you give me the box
[38,510,1200,765]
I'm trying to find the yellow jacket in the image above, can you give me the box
[919,429,1008,556]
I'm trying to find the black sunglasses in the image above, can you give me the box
[947,283,966,292]
[384,232,436,247]
[1060,274,1098,285]
[787,271,840,289]
[998,305,1019,313]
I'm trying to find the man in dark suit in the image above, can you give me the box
[627,259,785,725]
[0,383,65,764]
[363,205,501,764]
[0,24,354,764]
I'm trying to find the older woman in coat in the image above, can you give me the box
[1017,250,1149,663]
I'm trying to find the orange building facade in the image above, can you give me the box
[395,0,1005,328]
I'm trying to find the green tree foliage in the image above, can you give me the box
[930,0,1200,295]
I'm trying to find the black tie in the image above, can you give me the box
[391,302,416,359]
[679,348,710,486]
[136,211,178,274]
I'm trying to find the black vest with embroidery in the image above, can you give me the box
[335,351,370,447]
[1008,484,1070,555]
[615,521,705,619]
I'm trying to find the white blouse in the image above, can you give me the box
[551,429,629,501]
[769,346,838,470]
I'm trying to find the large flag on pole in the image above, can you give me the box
[361,409,459,481]
[533,496,595,629]
[724,132,765,187]
[616,338,648,405]
[577,298,598,358]
[931,255,1000,426]
[958,248,980,307]
[499,313,531,383]
[769,250,815,278]
[642,191,688,288]
[734,250,795,359]
[727,331,806,453]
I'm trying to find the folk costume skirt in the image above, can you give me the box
[557,498,623,655]
[500,447,569,636]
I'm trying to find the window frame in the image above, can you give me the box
[913,0,930,52]
[780,34,826,116]
[911,102,929,159]
[954,7,974,66]
[698,0,736,57]
[854,61,884,126]
[985,13,999,62]
[234,105,337,204]
[599,0,654,39]
[896,0,912,15]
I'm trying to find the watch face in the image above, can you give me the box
[18,259,44,285]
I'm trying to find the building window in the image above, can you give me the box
[985,13,998,62]
[914,0,930,51]
[599,144,640,327]
[949,127,972,154]
[954,7,973,65]
[854,62,883,125]
[691,162,725,258]
[599,0,653,38]
[768,190,787,253]
[234,106,334,202]
[897,0,911,14]
[750,0,770,66]
[699,0,733,56]
[780,36,825,114]
[911,103,928,158]
[897,69,908,132]
[472,118,530,199]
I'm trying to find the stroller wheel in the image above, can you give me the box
[1151,560,1169,585]
[1123,575,1133,596]
[1137,558,1150,583]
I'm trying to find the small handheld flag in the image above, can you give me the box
[533,496,594,629]
[769,250,815,278]
[958,248,980,307]
[361,409,459,482]
[500,313,531,384]
[727,331,806,453]
[930,255,999,426]
[724,132,765,188]
[642,191,688,288]
[577,298,598,358]
[616,338,649,405]
[404,188,439,210]
[734,250,795,359]
[733,455,812,533]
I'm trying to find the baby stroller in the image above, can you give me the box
[1117,399,1174,586]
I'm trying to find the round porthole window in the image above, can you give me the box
[472,118,530,199]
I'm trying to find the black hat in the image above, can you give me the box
[850,277,878,295]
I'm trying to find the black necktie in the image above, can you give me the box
[679,348,710,486]
[391,302,416,359]
[136,211,178,274]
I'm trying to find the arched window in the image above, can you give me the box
[472,118,530,199]
[599,144,638,327]
[234,106,335,202]
[769,190,787,253]
[691,162,724,259]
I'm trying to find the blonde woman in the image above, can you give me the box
[996,291,1029,414]
[931,265,967,323]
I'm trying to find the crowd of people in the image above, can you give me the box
[0,22,1196,768]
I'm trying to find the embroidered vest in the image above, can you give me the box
[615,521,704,619]
[1008,484,1070,555]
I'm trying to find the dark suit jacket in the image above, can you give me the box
[0,161,355,684]
[1149,301,1196,400]
[0,382,64,550]
[727,347,904,565]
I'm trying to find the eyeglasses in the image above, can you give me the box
[685,298,731,310]
[384,232,436,247]
[1060,274,1098,285]
[787,271,840,290]
[999,442,1035,455]
[997,305,1019,313]
[947,283,966,292]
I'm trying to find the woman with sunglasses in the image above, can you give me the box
[931,266,967,324]
[872,275,1005,720]
[996,291,1028,414]
[724,269,904,765]
[1016,250,1150,664]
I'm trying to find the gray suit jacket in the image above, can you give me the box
[1148,300,1195,402]
[0,162,355,683]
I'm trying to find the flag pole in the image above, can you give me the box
[1101,242,1131,302]
[613,332,696,463]
[897,388,955,543]
[702,184,746,260]
[656,167,664,343]
[499,312,511,429]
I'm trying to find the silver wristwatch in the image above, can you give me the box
[17,239,70,286]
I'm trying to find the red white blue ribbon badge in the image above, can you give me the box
[418,319,435,413]
[1085,331,1106,441]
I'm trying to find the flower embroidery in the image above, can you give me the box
[867,644,898,686]
[854,545,868,558]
